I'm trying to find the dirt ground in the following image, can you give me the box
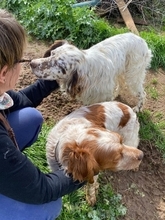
[17,40,165,220]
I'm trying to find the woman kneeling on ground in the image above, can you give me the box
[0,9,85,220]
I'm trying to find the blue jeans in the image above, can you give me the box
[0,107,62,220]
[7,107,44,151]
[0,194,62,220]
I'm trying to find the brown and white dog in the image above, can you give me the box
[30,32,152,112]
[46,101,143,205]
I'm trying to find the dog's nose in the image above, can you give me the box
[137,151,144,161]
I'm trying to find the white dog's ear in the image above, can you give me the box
[43,40,68,58]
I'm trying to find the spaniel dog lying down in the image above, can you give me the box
[30,32,152,112]
[46,101,143,205]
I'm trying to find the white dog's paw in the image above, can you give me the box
[133,106,142,113]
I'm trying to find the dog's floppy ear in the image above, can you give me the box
[43,40,68,58]
[67,70,83,99]
[62,141,99,183]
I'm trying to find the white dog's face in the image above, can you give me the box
[30,43,84,81]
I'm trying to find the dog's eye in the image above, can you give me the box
[57,62,66,75]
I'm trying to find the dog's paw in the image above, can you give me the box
[133,106,141,113]
[86,194,97,206]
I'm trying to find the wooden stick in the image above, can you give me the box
[115,0,139,36]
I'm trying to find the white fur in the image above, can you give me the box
[30,33,152,112]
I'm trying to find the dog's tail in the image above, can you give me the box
[62,142,99,183]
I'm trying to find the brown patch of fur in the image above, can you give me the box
[117,102,130,127]
[85,104,105,128]
[87,129,100,138]
[62,140,100,183]
[94,145,123,171]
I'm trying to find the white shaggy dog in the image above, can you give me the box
[46,101,143,205]
[30,32,152,112]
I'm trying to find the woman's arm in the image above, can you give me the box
[0,125,84,204]
[7,79,59,112]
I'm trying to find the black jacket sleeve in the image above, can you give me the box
[0,123,84,204]
[7,79,59,112]
[0,79,85,204]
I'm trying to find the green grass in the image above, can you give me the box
[138,110,165,158]
[23,123,52,173]
[146,86,159,100]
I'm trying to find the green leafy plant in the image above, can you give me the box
[141,31,165,70]
[4,0,126,48]
[4,0,33,15]
[23,0,76,41]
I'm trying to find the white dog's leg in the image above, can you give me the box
[133,90,146,113]
[124,71,146,113]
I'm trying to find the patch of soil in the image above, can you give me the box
[17,40,165,220]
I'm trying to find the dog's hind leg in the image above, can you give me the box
[124,68,147,113]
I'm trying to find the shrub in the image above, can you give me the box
[4,0,126,48]
[141,31,165,70]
